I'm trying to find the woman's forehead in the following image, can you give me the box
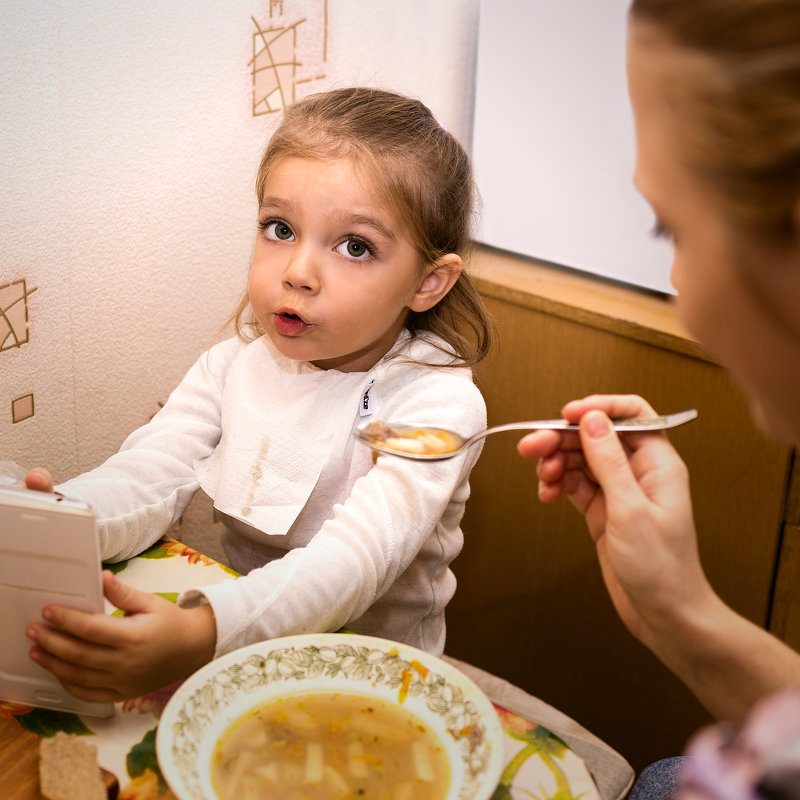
[627,36,676,195]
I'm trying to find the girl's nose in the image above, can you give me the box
[282,247,320,293]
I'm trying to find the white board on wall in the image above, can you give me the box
[472,0,674,294]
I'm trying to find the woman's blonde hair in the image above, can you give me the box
[230,86,495,368]
[629,0,800,243]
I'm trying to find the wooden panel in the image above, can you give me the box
[472,245,709,360]
[783,455,800,527]
[770,521,800,651]
[445,286,791,774]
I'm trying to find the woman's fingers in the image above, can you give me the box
[519,428,599,507]
[576,411,645,508]
[536,448,589,481]
[561,394,658,423]
[517,428,582,460]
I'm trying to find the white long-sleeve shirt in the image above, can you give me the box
[57,331,486,656]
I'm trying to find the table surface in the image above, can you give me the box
[1,537,602,800]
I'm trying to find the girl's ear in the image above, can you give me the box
[408,254,462,312]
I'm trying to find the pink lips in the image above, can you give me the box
[273,309,312,336]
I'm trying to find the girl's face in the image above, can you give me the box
[248,156,460,373]
[627,24,800,444]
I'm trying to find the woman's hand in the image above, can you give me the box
[520,394,800,720]
[517,394,712,647]
[26,571,217,702]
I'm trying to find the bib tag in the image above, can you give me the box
[359,380,376,417]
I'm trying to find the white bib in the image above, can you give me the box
[194,337,370,535]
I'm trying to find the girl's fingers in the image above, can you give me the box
[24,467,54,493]
[39,575,156,648]
[36,606,122,647]
[29,643,116,692]
[101,570,153,615]
[27,623,116,672]
[44,662,119,703]
[55,681,118,705]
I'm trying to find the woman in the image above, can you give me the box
[517,0,800,796]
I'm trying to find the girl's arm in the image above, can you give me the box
[28,365,484,700]
[187,368,487,658]
[517,393,800,721]
[26,428,466,700]
[55,337,242,562]
[20,339,241,701]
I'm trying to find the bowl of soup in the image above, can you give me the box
[156,632,505,800]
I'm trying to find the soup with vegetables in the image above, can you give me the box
[211,691,451,800]
[361,421,459,455]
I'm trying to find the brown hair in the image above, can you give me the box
[629,0,800,242]
[230,86,495,368]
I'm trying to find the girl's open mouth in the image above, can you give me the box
[273,310,312,336]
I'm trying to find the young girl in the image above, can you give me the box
[24,87,496,703]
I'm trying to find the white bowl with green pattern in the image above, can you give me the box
[156,632,504,800]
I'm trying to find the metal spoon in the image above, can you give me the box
[354,409,699,461]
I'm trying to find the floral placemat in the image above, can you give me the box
[1,538,600,800]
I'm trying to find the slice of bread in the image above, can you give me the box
[39,731,107,800]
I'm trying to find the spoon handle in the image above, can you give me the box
[468,409,698,444]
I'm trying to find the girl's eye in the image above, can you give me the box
[260,220,295,241]
[336,238,374,260]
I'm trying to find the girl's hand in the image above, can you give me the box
[24,467,55,493]
[6,466,54,492]
[26,571,216,702]
[517,394,713,647]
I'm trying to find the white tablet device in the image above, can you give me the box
[0,486,114,718]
